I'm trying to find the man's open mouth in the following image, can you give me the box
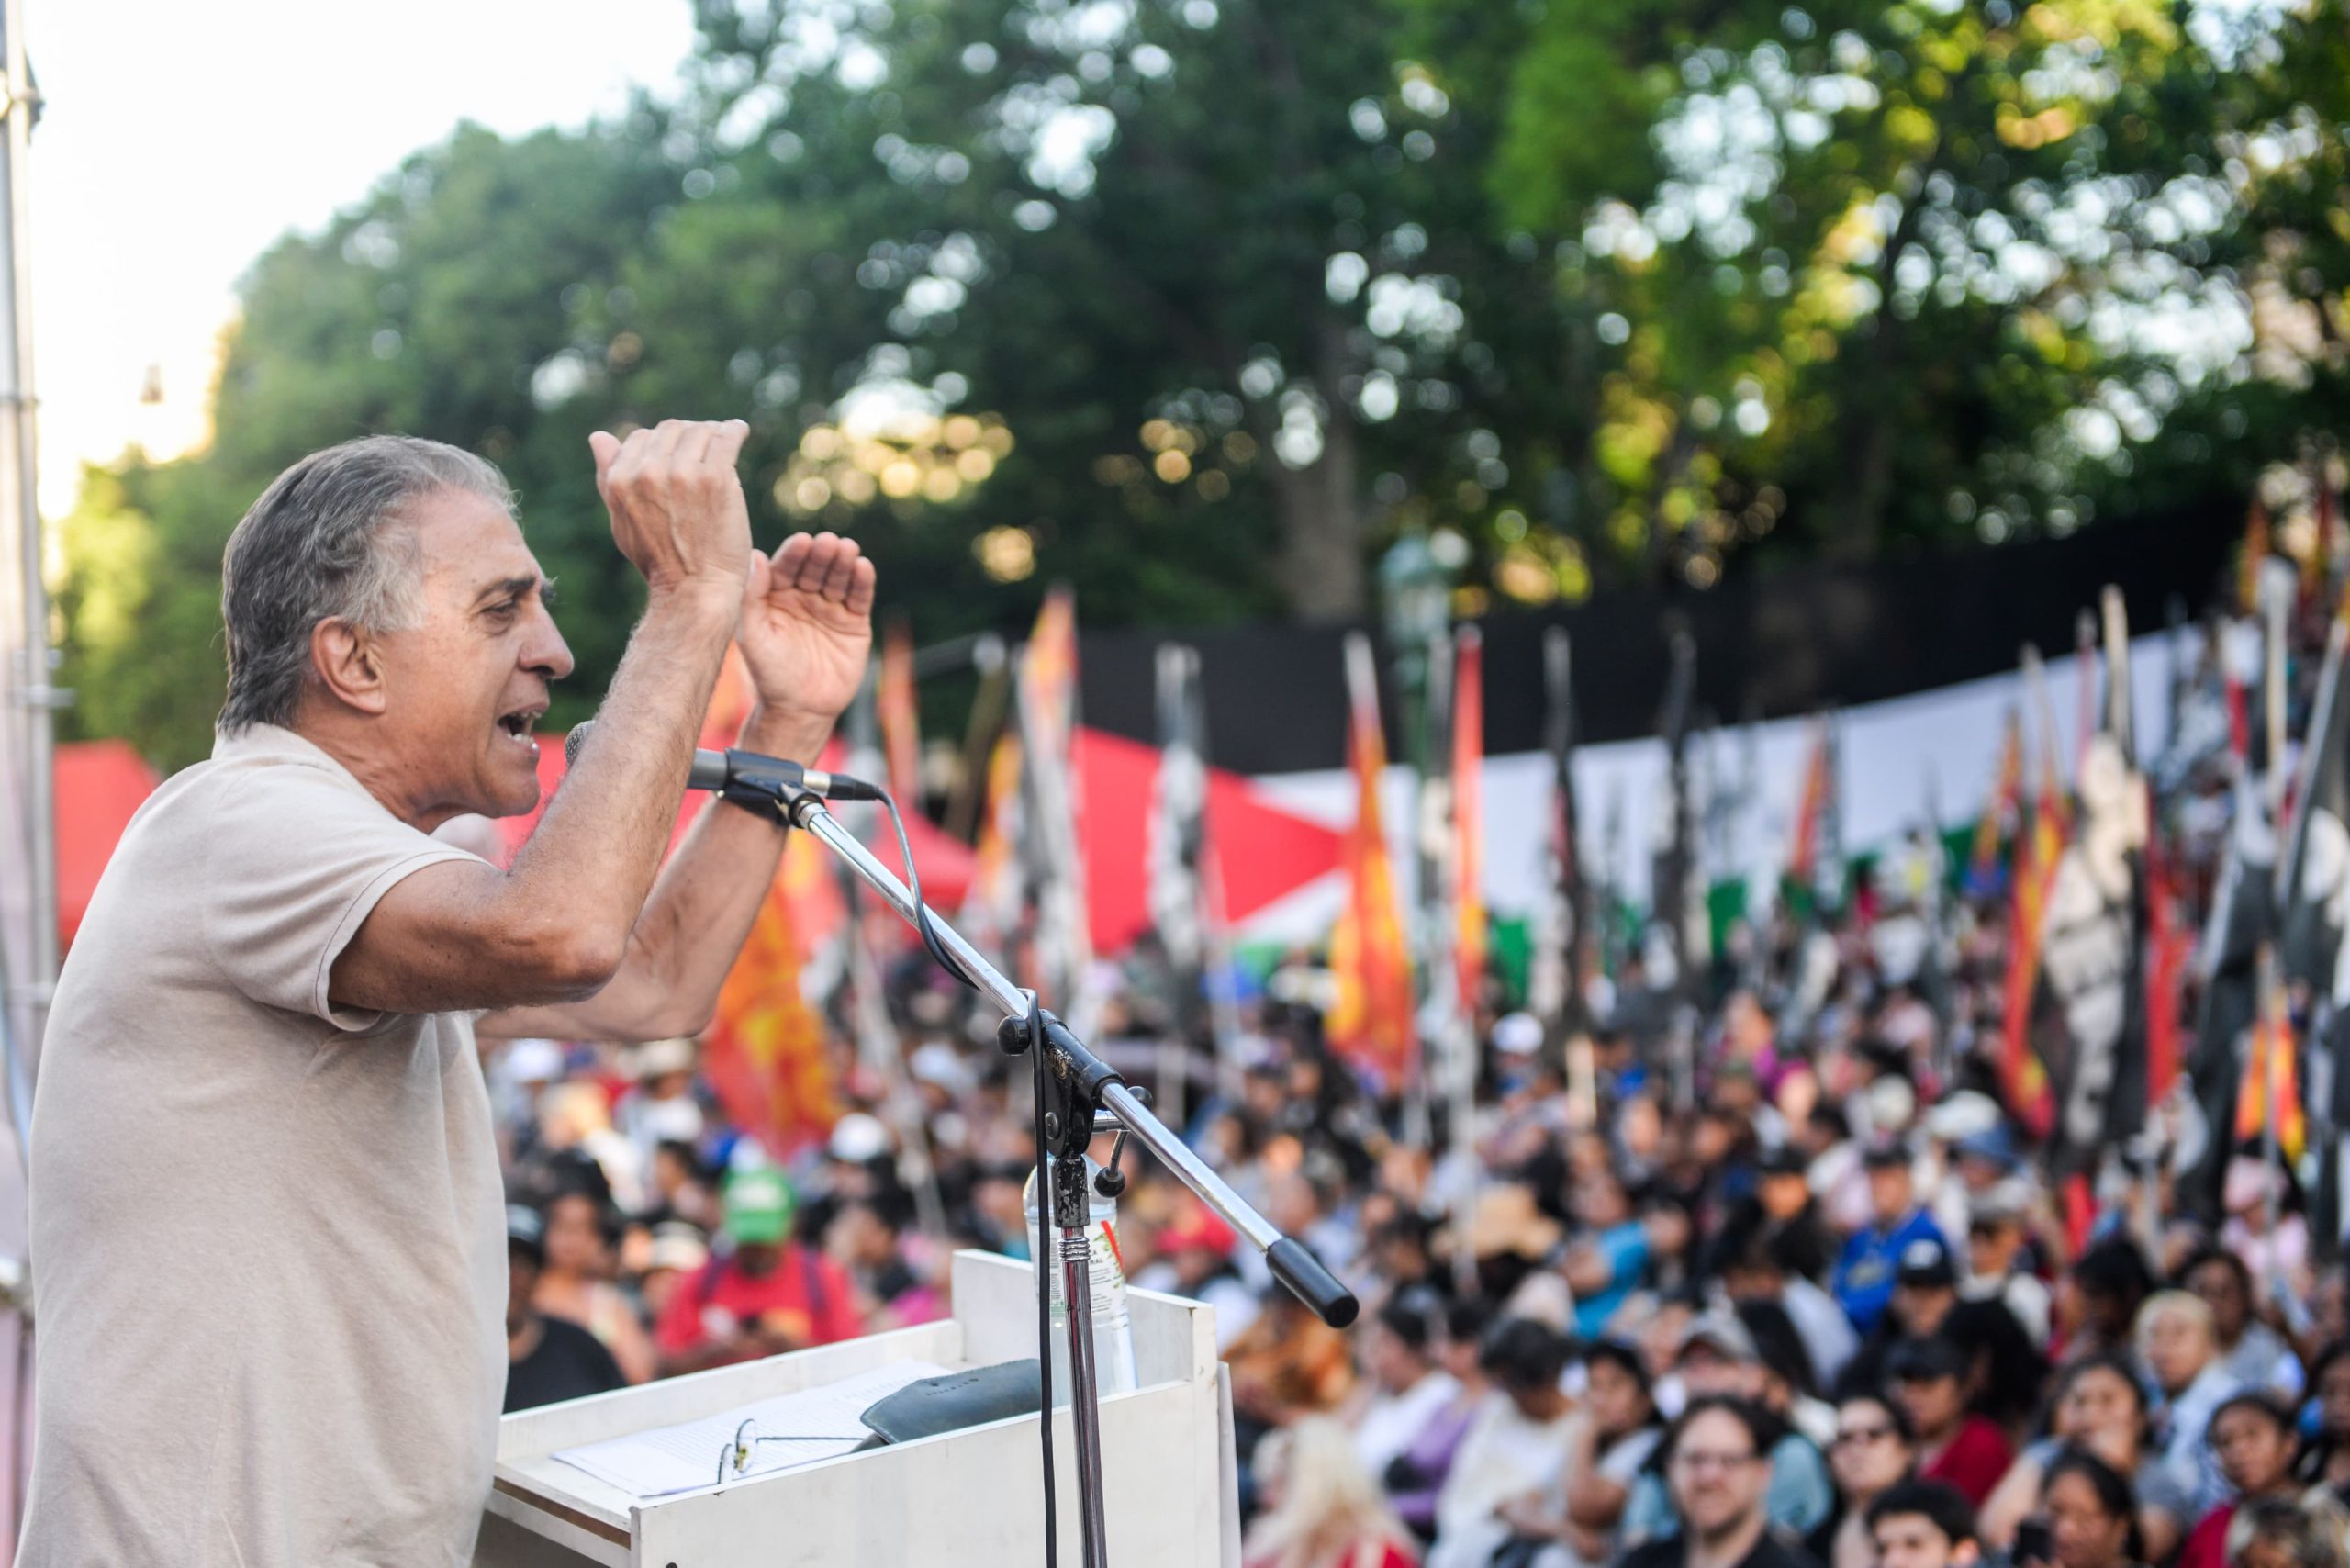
[497,706,545,745]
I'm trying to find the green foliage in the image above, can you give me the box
[50,0,2350,774]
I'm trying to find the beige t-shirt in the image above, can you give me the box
[20,724,508,1568]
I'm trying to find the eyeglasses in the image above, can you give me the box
[1673,1449,1762,1473]
[1835,1424,1897,1447]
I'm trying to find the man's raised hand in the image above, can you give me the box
[589,420,754,599]
[736,532,877,733]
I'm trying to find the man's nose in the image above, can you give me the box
[525,603,575,681]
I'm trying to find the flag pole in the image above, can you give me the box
[2259,941,2284,1294]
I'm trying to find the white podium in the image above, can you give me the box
[475,1250,1240,1568]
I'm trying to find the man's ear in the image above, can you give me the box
[310,618,389,715]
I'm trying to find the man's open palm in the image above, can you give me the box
[737,531,876,723]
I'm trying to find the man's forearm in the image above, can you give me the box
[587,704,836,1037]
[498,586,741,973]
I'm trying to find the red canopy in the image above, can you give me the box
[1075,726,1342,953]
[57,740,162,948]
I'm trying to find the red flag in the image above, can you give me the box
[1452,629,1488,1014]
[697,646,843,1158]
[1326,635,1416,1091]
[878,616,922,804]
[1999,748,2064,1138]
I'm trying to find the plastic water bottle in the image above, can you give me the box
[1023,1157,1141,1399]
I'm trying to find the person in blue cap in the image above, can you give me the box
[1831,1142,1949,1338]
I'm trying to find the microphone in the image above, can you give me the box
[564,722,883,801]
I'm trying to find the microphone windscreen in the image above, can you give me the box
[564,721,595,770]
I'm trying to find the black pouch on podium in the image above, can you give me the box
[855,1360,1044,1450]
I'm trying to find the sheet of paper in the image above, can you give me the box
[553,1360,951,1498]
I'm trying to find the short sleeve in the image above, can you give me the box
[203,759,482,1030]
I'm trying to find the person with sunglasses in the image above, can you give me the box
[1808,1394,1918,1568]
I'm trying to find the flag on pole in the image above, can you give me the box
[2277,621,2350,994]
[1326,633,1416,1091]
[1528,629,1586,1038]
[1999,734,2063,1139]
[963,730,1026,956]
[2027,594,2154,1175]
[1787,715,1833,902]
[877,615,922,805]
[696,648,842,1159]
[1967,710,2024,900]
[1016,587,1092,1020]
[1451,627,1487,1015]
[2143,833,2189,1110]
[2238,990,2307,1166]
[2241,498,2272,615]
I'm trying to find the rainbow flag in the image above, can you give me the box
[1326,634,1416,1091]
[1966,710,2023,898]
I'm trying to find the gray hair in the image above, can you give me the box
[2227,1495,2350,1568]
[219,435,514,732]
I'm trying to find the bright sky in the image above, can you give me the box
[28,0,699,516]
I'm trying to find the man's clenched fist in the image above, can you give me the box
[589,420,754,598]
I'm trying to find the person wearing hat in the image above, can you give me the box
[635,1220,711,1328]
[1619,1313,1835,1544]
[504,1204,625,1413]
[1136,1204,1260,1351]
[1886,1337,2011,1507]
[653,1168,862,1374]
[1830,1143,1949,1338]
[1961,1182,2051,1350]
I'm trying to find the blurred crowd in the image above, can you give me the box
[490,838,2350,1568]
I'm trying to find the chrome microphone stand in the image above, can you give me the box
[775,787,1359,1568]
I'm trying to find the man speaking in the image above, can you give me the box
[19,420,873,1566]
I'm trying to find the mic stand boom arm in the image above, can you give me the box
[778,790,1360,1328]
[778,789,1357,1568]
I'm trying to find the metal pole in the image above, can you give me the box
[1055,1158,1110,1568]
[0,0,52,1084]
[788,793,1308,1260]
